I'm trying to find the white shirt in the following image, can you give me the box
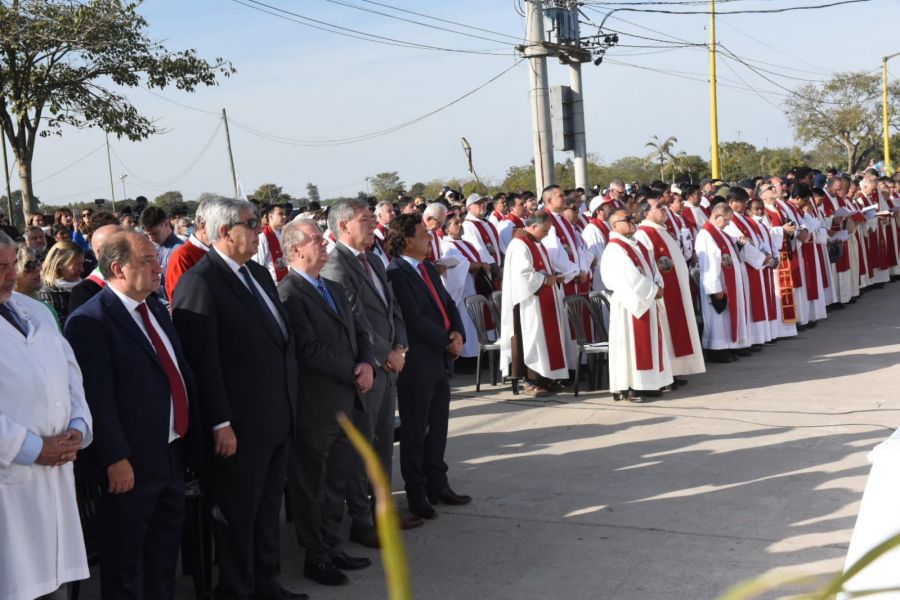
[217,249,288,339]
[339,241,386,301]
[108,285,184,443]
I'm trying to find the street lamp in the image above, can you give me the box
[883,51,900,175]
[364,177,370,197]
[119,174,128,203]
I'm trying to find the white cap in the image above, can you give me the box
[465,193,487,207]
[671,184,683,195]
[589,196,605,215]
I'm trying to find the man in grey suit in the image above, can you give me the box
[321,199,423,547]
[278,218,376,587]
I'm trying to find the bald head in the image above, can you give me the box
[91,224,123,255]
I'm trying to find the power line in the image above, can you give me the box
[319,0,517,45]
[583,0,871,15]
[33,143,106,184]
[227,59,524,147]
[231,0,512,56]
[355,0,524,41]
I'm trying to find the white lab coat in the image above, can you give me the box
[0,293,93,600]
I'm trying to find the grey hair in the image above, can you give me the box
[524,210,551,228]
[374,201,393,217]
[609,178,626,190]
[282,218,319,252]
[16,243,36,272]
[327,198,368,238]
[0,230,14,249]
[205,198,255,243]
[422,202,447,222]
[194,196,218,226]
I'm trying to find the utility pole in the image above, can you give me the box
[105,133,117,211]
[120,174,128,204]
[222,109,239,199]
[1,130,13,224]
[883,52,900,175]
[569,61,588,191]
[524,0,555,193]
[708,0,721,179]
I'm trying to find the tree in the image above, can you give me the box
[305,183,320,204]
[250,183,290,204]
[0,0,234,223]
[785,71,900,173]
[369,172,405,201]
[153,190,183,209]
[644,135,678,181]
[0,189,39,229]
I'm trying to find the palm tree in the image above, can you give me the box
[645,135,678,181]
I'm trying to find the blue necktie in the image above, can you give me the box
[0,303,27,337]
[315,278,340,315]
[239,266,285,339]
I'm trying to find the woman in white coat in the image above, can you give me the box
[1,233,93,600]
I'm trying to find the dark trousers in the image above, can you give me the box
[397,378,450,502]
[99,442,185,600]
[210,439,289,598]
[287,422,352,563]
[346,374,397,529]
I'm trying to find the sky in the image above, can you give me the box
[5,0,898,206]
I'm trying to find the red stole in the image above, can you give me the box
[682,206,699,233]
[701,222,740,342]
[447,238,479,264]
[262,226,288,282]
[86,273,106,287]
[638,226,693,357]
[589,218,609,243]
[505,214,525,229]
[467,217,501,263]
[749,217,778,321]
[546,210,579,264]
[574,214,589,233]
[663,209,681,243]
[729,215,767,323]
[607,237,664,371]
[763,205,797,323]
[518,236,566,371]
[823,194,851,273]
[786,201,821,300]
[426,228,442,262]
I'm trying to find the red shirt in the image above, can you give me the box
[165,240,208,302]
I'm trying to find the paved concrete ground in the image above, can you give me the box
[83,283,899,599]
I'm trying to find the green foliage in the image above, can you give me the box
[249,183,291,204]
[369,172,405,202]
[785,71,900,172]
[0,0,234,219]
[305,183,320,204]
[644,135,679,181]
[153,190,184,209]
[0,189,39,229]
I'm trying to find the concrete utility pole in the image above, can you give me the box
[569,60,588,191]
[883,51,900,175]
[1,130,13,223]
[222,108,239,199]
[524,0,555,193]
[105,133,117,211]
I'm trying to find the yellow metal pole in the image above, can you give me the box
[709,0,720,179]
[884,52,900,175]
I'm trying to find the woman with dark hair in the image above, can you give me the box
[37,240,84,325]
[50,223,71,244]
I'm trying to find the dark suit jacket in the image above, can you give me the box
[320,244,407,397]
[65,287,202,481]
[172,248,297,449]
[68,278,103,313]
[277,269,375,430]
[387,257,464,386]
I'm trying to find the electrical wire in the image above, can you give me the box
[583,0,871,15]
[33,143,106,184]
[226,59,524,147]
[110,120,223,187]
[231,0,512,56]
[356,0,524,41]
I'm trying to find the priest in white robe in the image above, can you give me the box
[634,198,706,382]
[696,203,751,362]
[748,198,796,339]
[1,229,93,600]
[440,214,483,358]
[499,213,570,397]
[582,196,611,292]
[600,209,673,402]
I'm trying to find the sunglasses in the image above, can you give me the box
[24,259,41,273]
[231,218,261,230]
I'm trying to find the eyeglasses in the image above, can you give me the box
[611,216,635,226]
[231,218,261,230]
[23,259,41,273]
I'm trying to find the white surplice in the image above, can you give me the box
[696,225,749,350]
[600,233,673,393]
[439,239,480,358]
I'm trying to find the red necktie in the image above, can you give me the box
[137,303,189,437]
[417,263,451,332]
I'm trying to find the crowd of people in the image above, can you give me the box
[1,164,899,600]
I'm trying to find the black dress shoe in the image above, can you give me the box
[304,560,349,586]
[705,350,731,364]
[627,391,648,403]
[408,499,437,520]
[330,551,371,571]
[350,526,380,549]
[735,348,753,357]
[673,377,688,387]
[253,587,309,600]
[428,486,472,506]
[400,514,425,530]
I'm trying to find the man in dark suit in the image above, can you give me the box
[65,230,201,599]
[278,218,375,586]
[320,199,423,547]
[68,223,121,312]
[172,199,305,600]
[386,214,471,520]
